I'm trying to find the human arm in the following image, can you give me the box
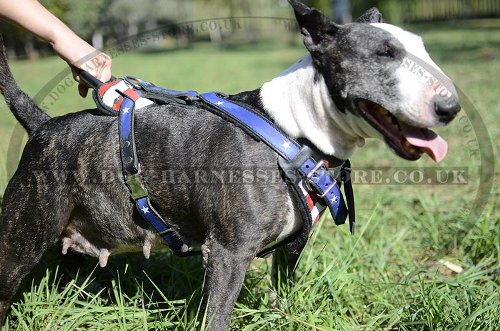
[0,0,111,96]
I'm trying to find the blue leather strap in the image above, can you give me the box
[136,197,186,250]
[118,97,140,175]
[299,159,348,223]
[118,89,188,253]
[199,91,350,225]
[199,92,301,160]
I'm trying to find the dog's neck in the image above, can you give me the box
[257,55,362,159]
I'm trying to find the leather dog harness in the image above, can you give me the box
[80,72,355,256]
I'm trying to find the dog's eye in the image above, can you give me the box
[377,45,395,58]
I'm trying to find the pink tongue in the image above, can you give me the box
[400,123,448,162]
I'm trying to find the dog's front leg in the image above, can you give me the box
[200,238,255,330]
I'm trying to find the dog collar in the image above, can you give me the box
[83,73,356,255]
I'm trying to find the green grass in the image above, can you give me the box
[1,20,499,330]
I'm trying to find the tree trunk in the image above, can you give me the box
[92,31,104,50]
[332,0,352,24]
[24,38,39,60]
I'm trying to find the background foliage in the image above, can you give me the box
[1,0,499,58]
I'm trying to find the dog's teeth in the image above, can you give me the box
[143,243,151,259]
[62,237,72,255]
[376,106,398,127]
[98,249,110,268]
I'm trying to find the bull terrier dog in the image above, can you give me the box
[0,1,459,329]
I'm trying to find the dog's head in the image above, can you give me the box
[289,0,460,162]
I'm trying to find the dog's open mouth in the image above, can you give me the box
[357,100,448,162]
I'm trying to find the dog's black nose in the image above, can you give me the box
[433,95,461,124]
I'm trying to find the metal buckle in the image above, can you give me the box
[125,172,148,200]
[319,182,338,198]
[327,164,343,179]
[304,160,325,191]
[304,160,339,198]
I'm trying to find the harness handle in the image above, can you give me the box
[79,70,103,90]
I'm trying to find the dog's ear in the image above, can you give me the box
[288,0,339,53]
[356,7,384,23]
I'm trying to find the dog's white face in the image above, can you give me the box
[261,4,460,162]
[335,22,460,162]
[371,23,453,128]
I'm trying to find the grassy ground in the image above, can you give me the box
[0,19,499,330]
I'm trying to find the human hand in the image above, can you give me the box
[50,31,112,97]
[70,52,112,97]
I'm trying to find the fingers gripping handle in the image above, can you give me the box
[79,71,103,90]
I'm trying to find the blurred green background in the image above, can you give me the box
[2,0,499,59]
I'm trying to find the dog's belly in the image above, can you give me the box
[36,106,307,266]
[60,195,166,267]
[61,222,163,267]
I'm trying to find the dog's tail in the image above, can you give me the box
[0,35,50,135]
